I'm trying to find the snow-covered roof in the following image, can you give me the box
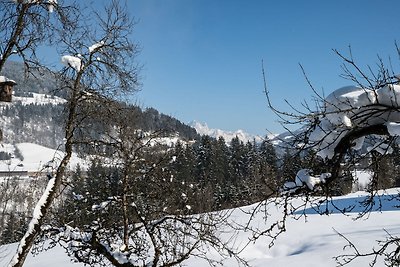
[0,76,16,85]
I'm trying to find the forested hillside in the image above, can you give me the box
[0,62,198,148]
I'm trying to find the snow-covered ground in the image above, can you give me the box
[351,170,373,192]
[13,93,66,106]
[0,142,86,173]
[1,189,400,266]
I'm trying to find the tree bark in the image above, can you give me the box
[8,75,81,267]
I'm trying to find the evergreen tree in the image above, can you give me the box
[369,151,396,191]
[212,137,230,184]
[392,143,400,187]
[229,136,246,183]
[280,147,302,183]
[195,135,214,185]
[1,211,27,245]
[301,149,327,175]
[258,138,279,194]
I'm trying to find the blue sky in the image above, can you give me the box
[127,1,400,135]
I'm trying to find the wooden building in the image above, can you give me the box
[0,76,16,102]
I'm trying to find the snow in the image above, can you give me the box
[47,0,57,12]
[1,188,400,266]
[149,136,182,147]
[190,121,265,143]
[0,143,87,173]
[7,177,56,266]
[309,84,400,159]
[386,122,400,136]
[0,76,16,84]
[91,201,110,211]
[13,93,66,106]
[88,41,104,53]
[352,170,373,191]
[284,169,331,191]
[61,55,82,72]
[12,0,57,12]
[352,136,365,150]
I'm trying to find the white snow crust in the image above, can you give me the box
[0,142,87,173]
[351,170,373,191]
[47,0,57,12]
[7,176,56,267]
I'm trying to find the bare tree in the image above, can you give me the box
[0,0,77,73]
[7,1,140,266]
[243,47,400,266]
[4,1,246,266]
[265,48,400,193]
[41,104,247,267]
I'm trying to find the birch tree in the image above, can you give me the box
[8,1,140,266]
[0,0,77,72]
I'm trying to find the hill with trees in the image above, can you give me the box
[0,61,199,149]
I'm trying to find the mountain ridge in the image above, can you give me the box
[190,120,270,143]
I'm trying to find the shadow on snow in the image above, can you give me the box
[294,192,400,215]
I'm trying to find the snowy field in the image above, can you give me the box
[0,141,397,267]
[1,189,400,267]
[13,93,67,106]
[0,142,86,173]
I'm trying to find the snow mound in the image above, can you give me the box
[88,41,104,53]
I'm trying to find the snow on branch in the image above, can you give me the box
[12,0,58,13]
[47,0,57,12]
[61,55,82,72]
[8,177,56,267]
[88,41,105,53]
[283,169,331,192]
[308,84,400,159]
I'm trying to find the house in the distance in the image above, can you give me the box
[0,76,16,102]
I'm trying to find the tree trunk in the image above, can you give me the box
[8,78,80,267]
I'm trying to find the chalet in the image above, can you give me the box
[0,75,16,102]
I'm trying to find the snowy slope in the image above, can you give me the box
[2,189,400,266]
[190,121,266,143]
[12,93,67,106]
[0,142,86,173]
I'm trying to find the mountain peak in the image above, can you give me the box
[189,120,263,143]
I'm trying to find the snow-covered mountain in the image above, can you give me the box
[189,121,266,143]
